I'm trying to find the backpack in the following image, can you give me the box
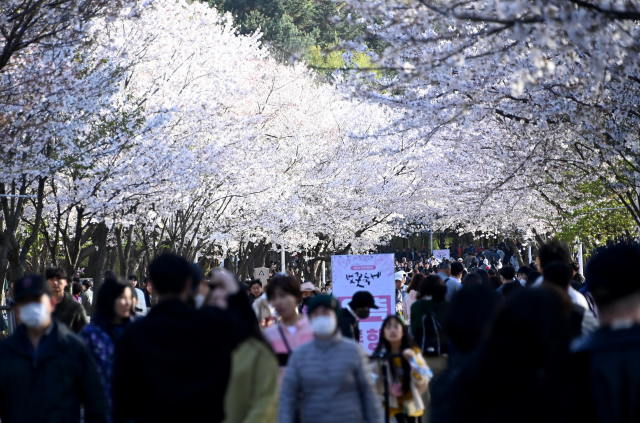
[420,302,448,357]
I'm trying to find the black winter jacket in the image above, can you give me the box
[0,321,108,423]
[571,324,640,423]
[112,299,240,423]
[53,292,88,333]
[338,308,359,342]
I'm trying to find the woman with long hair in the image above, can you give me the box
[79,277,134,421]
[371,315,430,423]
[403,273,426,322]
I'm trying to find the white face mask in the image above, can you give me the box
[19,301,50,328]
[311,315,337,337]
[194,293,205,309]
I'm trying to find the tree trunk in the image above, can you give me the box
[506,238,524,267]
[88,222,109,308]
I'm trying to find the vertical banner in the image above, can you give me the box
[331,254,395,353]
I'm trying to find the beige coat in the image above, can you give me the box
[252,294,272,324]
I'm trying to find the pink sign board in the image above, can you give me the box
[332,254,395,353]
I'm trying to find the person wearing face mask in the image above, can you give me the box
[80,277,135,422]
[339,290,379,342]
[0,275,108,423]
[279,295,383,423]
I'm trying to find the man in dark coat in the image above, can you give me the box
[338,291,378,342]
[112,254,240,423]
[570,244,640,423]
[0,275,107,423]
[46,267,88,333]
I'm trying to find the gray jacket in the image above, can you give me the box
[437,272,460,302]
[278,332,383,423]
[81,289,93,316]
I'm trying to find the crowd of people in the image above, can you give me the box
[0,240,639,423]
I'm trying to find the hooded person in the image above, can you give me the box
[338,291,379,342]
[278,295,383,423]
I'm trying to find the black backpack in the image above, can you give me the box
[420,302,448,357]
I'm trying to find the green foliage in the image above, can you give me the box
[205,0,363,50]
[202,0,372,62]
[306,46,381,76]
[545,180,637,253]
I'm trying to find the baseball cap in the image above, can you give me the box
[307,294,339,315]
[394,271,406,281]
[349,291,379,309]
[13,275,51,302]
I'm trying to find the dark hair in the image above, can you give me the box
[148,253,192,295]
[72,277,80,283]
[450,261,464,276]
[525,271,542,287]
[444,285,502,353]
[452,288,571,422]
[128,275,138,281]
[502,279,524,299]
[517,265,532,277]
[462,273,481,287]
[487,268,498,277]
[94,277,134,323]
[82,280,92,289]
[529,261,539,271]
[499,266,516,281]
[569,261,580,272]
[475,269,490,287]
[72,282,83,296]
[438,262,451,271]
[587,243,640,307]
[45,267,67,280]
[418,274,447,301]
[373,315,417,395]
[539,240,571,268]
[407,273,426,292]
[104,270,116,279]
[489,276,503,290]
[265,274,300,300]
[249,280,262,288]
[543,261,573,289]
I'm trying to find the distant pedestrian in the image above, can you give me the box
[339,290,378,342]
[47,267,88,333]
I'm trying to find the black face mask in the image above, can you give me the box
[356,308,370,319]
